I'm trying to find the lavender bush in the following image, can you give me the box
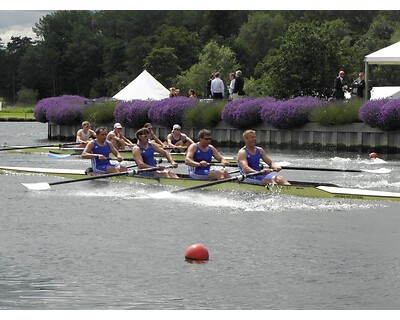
[261,96,323,129]
[114,100,153,128]
[148,97,196,128]
[358,98,390,128]
[379,99,400,130]
[34,95,87,125]
[222,98,276,128]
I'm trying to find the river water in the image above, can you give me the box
[1,122,400,311]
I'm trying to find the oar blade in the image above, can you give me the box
[21,182,51,191]
[47,152,71,159]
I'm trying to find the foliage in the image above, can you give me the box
[222,98,274,129]
[358,98,390,128]
[148,96,197,128]
[34,95,86,124]
[380,99,400,130]
[16,87,39,105]
[82,100,119,125]
[182,100,225,128]
[309,99,364,125]
[261,96,323,129]
[176,40,240,98]
[113,99,153,128]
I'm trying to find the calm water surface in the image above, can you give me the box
[1,122,400,310]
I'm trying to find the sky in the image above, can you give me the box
[0,1,398,46]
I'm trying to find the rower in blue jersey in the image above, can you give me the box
[165,124,194,153]
[186,129,230,180]
[82,127,127,174]
[237,129,290,185]
[132,128,179,178]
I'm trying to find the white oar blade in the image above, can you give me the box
[364,168,391,174]
[21,182,51,191]
[276,161,291,167]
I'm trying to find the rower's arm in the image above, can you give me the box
[237,149,254,174]
[152,143,177,167]
[185,144,200,167]
[259,147,281,171]
[81,141,96,159]
[109,142,122,161]
[132,146,151,169]
[211,146,229,166]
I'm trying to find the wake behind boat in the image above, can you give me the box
[1,165,400,202]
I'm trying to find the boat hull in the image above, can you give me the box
[2,165,400,202]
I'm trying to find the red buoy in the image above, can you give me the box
[369,152,378,159]
[185,244,209,261]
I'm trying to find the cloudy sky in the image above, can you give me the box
[0,2,396,46]
[0,11,54,44]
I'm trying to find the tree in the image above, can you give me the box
[176,40,240,98]
[234,12,287,75]
[257,20,350,99]
[144,47,180,88]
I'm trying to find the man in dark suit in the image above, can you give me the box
[233,70,245,99]
[333,70,347,99]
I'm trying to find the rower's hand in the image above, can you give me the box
[221,159,230,167]
[98,154,106,160]
[116,155,123,162]
[272,165,282,172]
[159,164,166,170]
[171,161,178,168]
[199,160,208,167]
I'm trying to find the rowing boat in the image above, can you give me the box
[2,165,400,202]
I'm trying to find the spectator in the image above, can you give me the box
[210,72,224,99]
[232,70,245,100]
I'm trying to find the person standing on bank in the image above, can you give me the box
[228,72,236,100]
[132,128,179,179]
[232,70,245,100]
[185,129,230,181]
[210,72,224,99]
[206,73,215,98]
[107,123,134,151]
[237,129,290,185]
[82,127,127,174]
[333,70,348,100]
[354,72,366,99]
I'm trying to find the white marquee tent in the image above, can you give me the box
[364,41,400,100]
[113,70,169,101]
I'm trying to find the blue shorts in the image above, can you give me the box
[188,169,225,180]
[92,163,118,174]
[244,173,274,185]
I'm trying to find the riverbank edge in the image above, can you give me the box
[48,121,400,153]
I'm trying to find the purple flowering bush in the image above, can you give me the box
[358,99,390,129]
[261,96,323,129]
[114,100,153,128]
[148,97,196,128]
[379,99,400,130]
[34,95,87,125]
[222,98,276,128]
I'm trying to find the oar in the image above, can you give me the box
[47,152,137,162]
[281,166,391,174]
[170,159,291,167]
[171,170,267,194]
[21,166,169,191]
[0,142,78,152]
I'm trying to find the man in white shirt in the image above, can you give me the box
[210,72,224,99]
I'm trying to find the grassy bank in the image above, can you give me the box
[0,106,35,121]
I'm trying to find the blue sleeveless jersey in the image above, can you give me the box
[91,140,112,169]
[136,143,156,166]
[188,143,213,176]
[238,146,272,183]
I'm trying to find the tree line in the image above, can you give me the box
[1,10,400,105]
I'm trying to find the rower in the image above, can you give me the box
[143,123,164,147]
[82,127,127,174]
[76,121,96,148]
[237,129,290,185]
[165,124,194,153]
[107,123,134,151]
[185,129,230,180]
[132,128,179,178]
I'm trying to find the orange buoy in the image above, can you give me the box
[185,244,209,261]
[369,152,378,159]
